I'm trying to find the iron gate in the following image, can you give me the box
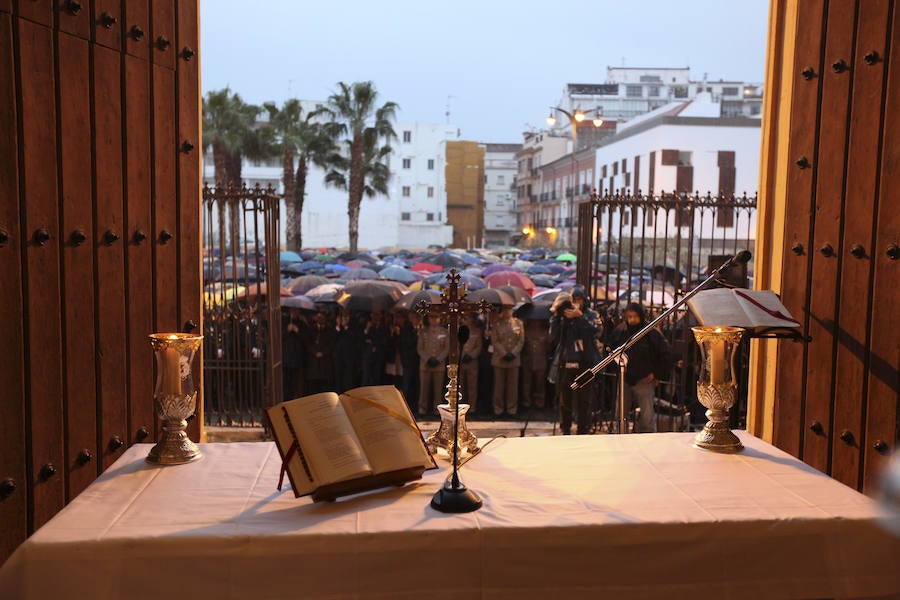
[577,191,757,431]
[202,183,282,426]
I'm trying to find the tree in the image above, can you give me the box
[202,88,262,251]
[262,99,334,251]
[322,81,398,253]
[201,88,261,186]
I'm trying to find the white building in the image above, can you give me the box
[558,67,763,128]
[203,108,459,250]
[590,93,761,246]
[481,143,521,247]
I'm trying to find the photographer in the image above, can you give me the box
[549,288,601,435]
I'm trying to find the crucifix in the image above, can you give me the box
[415,268,491,458]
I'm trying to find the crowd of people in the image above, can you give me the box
[281,289,679,435]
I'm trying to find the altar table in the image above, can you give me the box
[1,431,898,599]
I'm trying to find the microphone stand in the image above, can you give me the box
[571,252,752,419]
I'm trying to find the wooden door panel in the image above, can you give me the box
[177,0,201,440]
[124,0,150,60]
[801,0,856,474]
[125,54,156,446]
[92,0,121,50]
[93,45,128,470]
[57,0,90,39]
[830,0,891,490]
[17,17,65,531]
[151,0,175,70]
[153,65,178,334]
[15,0,51,25]
[864,2,900,494]
[774,0,827,458]
[0,11,27,565]
[58,31,98,499]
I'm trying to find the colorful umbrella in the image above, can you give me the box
[484,271,535,293]
[378,265,424,284]
[305,283,344,302]
[556,252,577,263]
[410,262,444,273]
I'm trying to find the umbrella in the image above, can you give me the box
[341,267,379,281]
[530,275,558,289]
[410,262,444,273]
[515,295,558,320]
[336,280,405,312]
[467,287,515,307]
[484,271,535,293]
[285,275,330,295]
[313,253,336,263]
[281,260,324,277]
[378,265,424,284]
[649,263,686,285]
[497,285,533,305]
[525,264,552,275]
[203,282,245,305]
[512,260,533,270]
[305,283,344,302]
[419,251,467,269]
[280,250,303,264]
[281,295,315,311]
[300,249,319,260]
[393,289,442,311]
[237,281,292,300]
[325,263,349,273]
[482,263,515,276]
[422,271,487,290]
[556,252,577,264]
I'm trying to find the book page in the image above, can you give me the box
[687,288,748,327]
[733,290,800,329]
[339,385,436,475]
[265,404,317,496]
[283,392,373,485]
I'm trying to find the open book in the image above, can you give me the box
[266,385,437,501]
[687,288,800,331]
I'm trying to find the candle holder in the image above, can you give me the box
[425,363,479,459]
[691,326,745,453]
[147,333,204,464]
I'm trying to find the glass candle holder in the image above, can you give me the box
[147,333,204,464]
[691,326,745,453]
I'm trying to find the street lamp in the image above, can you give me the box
[546,106,604,248]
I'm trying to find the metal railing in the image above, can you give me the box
[576,190,757,431]
[202,183,282,427]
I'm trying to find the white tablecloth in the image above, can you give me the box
[1,432,898,599]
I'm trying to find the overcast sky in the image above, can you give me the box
[201,0,770,143]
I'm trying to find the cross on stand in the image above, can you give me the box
[415,268,492,458]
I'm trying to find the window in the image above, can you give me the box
[673,86,688,99]
[497,174,505,185]
[402,186,411,197]
[402,131,411,143]
[623,211,630,226]
[648,86,660,97]
[402,158,411,169]
[427,159,435,170]
[427,186,434,198]
[401,212,411,221]
[626,85,643,98]
[426,213,434,222]
[722,86,739,96]
[677,151,692,166]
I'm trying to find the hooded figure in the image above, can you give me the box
[606,302,675,433]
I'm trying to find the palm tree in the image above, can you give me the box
[202,87,261,186]
[202,88,262,251]
[262,99,335,251]
[322,81,398,253]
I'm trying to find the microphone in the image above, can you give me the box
[735,250,752,264]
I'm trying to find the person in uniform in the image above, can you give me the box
[491,305,525,416]
[458,313,483,411]
[417,315,449,415]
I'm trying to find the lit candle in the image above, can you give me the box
[163,335,182,395]
[709,333,726,385]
